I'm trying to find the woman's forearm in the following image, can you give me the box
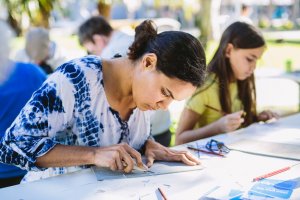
[35,144,95,168]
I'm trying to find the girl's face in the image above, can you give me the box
[132,54,196,111]
[226,44,265,80]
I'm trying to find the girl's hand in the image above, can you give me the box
[257,110,279,122]
[216,110,244,133]
[93,143,144,173]
[144,140,200,168]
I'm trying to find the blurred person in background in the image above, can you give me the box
[0,21,47,188]
[15,27,66,74]
[78,16,133,59]
[239,4,253,25]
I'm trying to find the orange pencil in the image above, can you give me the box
[252,163,300,182]
[204,104,246,117]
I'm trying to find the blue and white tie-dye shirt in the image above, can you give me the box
[0,55,151,182]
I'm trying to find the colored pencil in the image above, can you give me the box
[204,104,227,116]
[158,187,168,200]
[204,104,246,117]
[252,163,300,182]
[187,146,225,157]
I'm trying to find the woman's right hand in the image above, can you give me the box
[215,110,244,133]
[93,143,144,173]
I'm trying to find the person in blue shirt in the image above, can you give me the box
[0,20,206,182]
[0,21,47,187]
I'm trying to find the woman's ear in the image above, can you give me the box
[142,53,157,70]
[225,43,234,58]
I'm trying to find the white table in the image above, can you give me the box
[1,114,300,200]
[256,69,300,112]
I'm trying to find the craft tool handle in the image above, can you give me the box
[187,146,225,157]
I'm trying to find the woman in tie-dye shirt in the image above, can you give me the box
[0,20,206,182]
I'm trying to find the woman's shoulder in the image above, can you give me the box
[58,55,102,71]
[55,55,103,80]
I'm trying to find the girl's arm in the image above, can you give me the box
[257,110,279,122]
[175,108,221,145]
[175,108,244,145]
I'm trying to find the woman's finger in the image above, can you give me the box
[184,151,201,165]
[121,143,144,168]
[146,155,155,168]
[119,150,134,173]
[172,153,198,166]
[115,154,123,171]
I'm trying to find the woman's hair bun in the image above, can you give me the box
[128,20,157,60]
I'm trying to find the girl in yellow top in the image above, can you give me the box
[176,22,279,145]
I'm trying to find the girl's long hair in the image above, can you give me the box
[208,22,265,126]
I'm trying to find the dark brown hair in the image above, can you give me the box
[78,16,113,45]
[208,22,265,126]
[128,20,206,87]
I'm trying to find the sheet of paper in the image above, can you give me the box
[92,160,204,181]
[228,139,300,161]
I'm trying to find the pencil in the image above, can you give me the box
[187,146,225,157]
[158,187,168,200]
[204,104,226,116]
[252,163,300,182]
[204,104,247,118]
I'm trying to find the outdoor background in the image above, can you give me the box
[1,0,300,145]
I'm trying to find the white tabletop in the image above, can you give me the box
[1,114,300,200]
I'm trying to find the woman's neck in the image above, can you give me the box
[102,57,137,120]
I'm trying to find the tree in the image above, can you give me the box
[4,0,23,35]
[195,0,212,48]
[97,0,112,19]
[3,0,56,35]
[195,0,221,48]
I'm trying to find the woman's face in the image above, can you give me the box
[226,44,265,80]
[132,54,196,111]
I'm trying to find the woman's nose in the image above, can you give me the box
[157,98,172,110]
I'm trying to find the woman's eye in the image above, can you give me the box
[161,89,170,97]
[246,57,254,62]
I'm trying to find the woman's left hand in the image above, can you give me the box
[257,110,279,122]
[144,140,201,168]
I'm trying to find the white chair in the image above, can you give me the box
[152,18,181,33]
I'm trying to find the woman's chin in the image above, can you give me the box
[137,105,149,111]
